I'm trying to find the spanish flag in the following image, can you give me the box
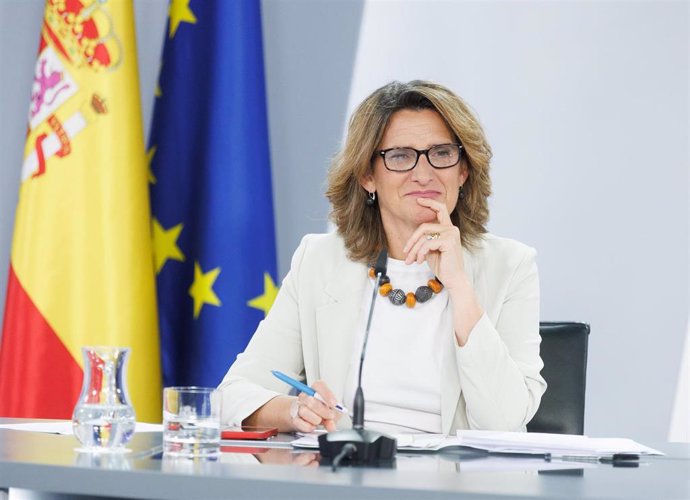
[0,1,161,422]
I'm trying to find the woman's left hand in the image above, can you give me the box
[402,197,466,291]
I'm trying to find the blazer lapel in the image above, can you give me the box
[315,256,368,414]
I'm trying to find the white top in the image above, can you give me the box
[343,258,451,434]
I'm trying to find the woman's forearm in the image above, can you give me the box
[448,276,483,346]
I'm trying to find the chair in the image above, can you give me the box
[527,321,590,435]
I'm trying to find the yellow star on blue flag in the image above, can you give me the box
[168,0,197,38]
[247,272,279,316]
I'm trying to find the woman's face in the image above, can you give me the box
[361,108,468,237]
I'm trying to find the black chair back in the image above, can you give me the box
[527,322,590,435]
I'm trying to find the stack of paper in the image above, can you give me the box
[292,430,664,457]
[456,430,664,457]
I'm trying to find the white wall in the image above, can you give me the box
[346,0,689,441]
[0,0,687,442]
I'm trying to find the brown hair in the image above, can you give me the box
[326,80,492,263]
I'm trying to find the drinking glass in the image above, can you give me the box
[163,386,220,458]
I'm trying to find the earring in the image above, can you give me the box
[366,191,376,207]
[459,185,465,200]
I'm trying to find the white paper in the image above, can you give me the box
[291,432,462,451]
[396,433,460,450]
[456,430,664,456]
[0,421,163,435]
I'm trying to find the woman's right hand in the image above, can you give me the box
[289,380,341,433]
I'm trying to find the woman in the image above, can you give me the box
[218,80,546,436]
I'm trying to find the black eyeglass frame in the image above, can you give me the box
[376,143,464,172]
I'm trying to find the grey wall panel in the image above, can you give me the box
[0,0,44,333]
[262,0,364,277]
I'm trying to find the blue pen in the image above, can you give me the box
[271,370,348,414]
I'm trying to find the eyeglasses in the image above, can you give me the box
[376,143,463,172]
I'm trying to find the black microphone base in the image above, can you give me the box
[318,429,396,467]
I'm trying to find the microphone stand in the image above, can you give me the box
[318,250,397,469]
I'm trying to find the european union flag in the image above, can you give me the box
[148,0,277,387]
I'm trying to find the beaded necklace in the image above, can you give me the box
[368,266,443,308]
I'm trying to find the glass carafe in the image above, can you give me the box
[72,346,135,452]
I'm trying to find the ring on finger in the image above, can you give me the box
[426,232,441,240]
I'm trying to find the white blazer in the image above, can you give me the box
[219,232,546,434]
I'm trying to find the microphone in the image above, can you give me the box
[318,249,396,468]
[352,248,387,430]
